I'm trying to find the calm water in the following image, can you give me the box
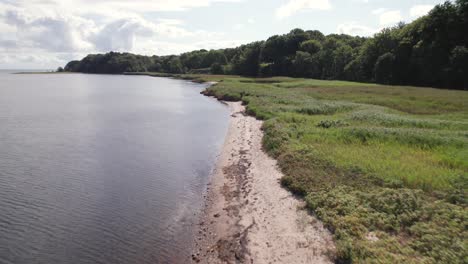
[0,72,229,264]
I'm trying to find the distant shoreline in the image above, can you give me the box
[13,71,70,74]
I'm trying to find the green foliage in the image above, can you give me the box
[64,1,467,89]
[448,46,468,88]
[292,51,319,78]
[306,187,467,263]
[167,57,184,73]
[374,52,395,84]
[300,39,322,54]
[210,63,224,74]
[317,119,349,128]
[189,74,468,263]
[64,52,154,73]
[232,42,263,76]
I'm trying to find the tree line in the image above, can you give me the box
[64,0,468,90]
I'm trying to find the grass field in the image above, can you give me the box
[138,72,468,263]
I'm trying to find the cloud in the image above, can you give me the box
[337,22,377,36]
[276,0,331,19]
[0,39,16,49]
[130,38,248,56]
[77,0,244,12]
[2,0,245,14]
[1,8,95,52]
[0,53,64,68]
[0,0,244,68]
[410,5,434,18]
[371,8,387,15]
[378,10,402,26]
[91,18,152,52]
[0,20,15,34]
[232,18,256,31]
[233,23,244,31]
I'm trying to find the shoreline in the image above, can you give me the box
[191,101,335,263]
[14,72,336,262]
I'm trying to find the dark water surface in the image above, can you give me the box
[0,72,229,264]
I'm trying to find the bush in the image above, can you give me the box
[317,120,349,128]
[375,52,395,84]
[210,63,224,74]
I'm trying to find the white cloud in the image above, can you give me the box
[0,53,64,69]
[4,0,245,15]
[0,21,15,34]
[132,39,249,56]
[410,5,434,18]
[193,39,249,50]
[1,8,96,52]
[233,23,244,30]
[91,18,152,52]
[371,8,387,15]
[233,18,255,31]
[378,10,402,26]
[276,0,331,19]
[337,22,377,36]
[0,0,244,68]
[82,0,244,12]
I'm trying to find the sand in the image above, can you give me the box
[192,102,335,264]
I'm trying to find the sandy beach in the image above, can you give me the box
[192,101,335,263]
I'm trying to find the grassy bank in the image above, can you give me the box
[141,72,467,263]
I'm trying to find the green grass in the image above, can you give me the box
[141,73,468,263]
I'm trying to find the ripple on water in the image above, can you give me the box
[0,73,229,264]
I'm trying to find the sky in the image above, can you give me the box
[0,0,447,69]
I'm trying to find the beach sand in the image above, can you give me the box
[192,102,335,263]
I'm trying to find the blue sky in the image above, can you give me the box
[0,0,447,69]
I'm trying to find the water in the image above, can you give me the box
[0,72,229,264]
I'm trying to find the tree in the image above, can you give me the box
[168,57,184,73]
[306,30,325,41]
[375,52,395,84]
[262,35,288,63]
[285,28,310,54]
[317,37,346,79]
[210,63,224,74]
[448,46,468,89]
[61,1,467,90]
[233,42,262,76]
[293,51,319,78]
[180,52,203,69]
[300,40,322,55]
[201,50,228,68]
[344,59,364,81]
[333,45,353,79]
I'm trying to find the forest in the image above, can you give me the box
[63,0,468,90]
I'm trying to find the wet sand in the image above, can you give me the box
[192,102,335,263]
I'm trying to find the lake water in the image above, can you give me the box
[0,72,229,263]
